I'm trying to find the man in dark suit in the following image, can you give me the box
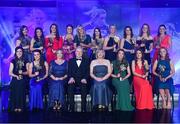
[68,46,89,112]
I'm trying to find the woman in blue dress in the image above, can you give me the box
[90,49,112,110]
[153,47,175,109]
[29,50,48,110]
[49,49,68,110]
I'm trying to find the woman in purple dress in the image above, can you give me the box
[29,50,48,110]
[62,24,75,61]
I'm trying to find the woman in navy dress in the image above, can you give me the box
[136,24,153,65]
[9,47,29,112]
[120,26,136,65]
[49,49,68,110]
[29,50,48,110]
[103,25,120,62]
[90,49,112,110]
[30,27,45,60]
[153,47,175,109]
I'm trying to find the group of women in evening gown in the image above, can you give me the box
[8,23,175,112]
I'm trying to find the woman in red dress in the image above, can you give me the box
[153,24,172,64]
[45,23,63,64]
[132,49,154,110]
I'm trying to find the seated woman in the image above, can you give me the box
[90,49,112,110]
[111,49,134,111]
[48,49,68,110]
[29,50,48,110]
[132,49,154,110]
[153,47,175,109]
[9,47,29,112]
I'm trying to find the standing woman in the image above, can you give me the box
[30,27,45,59]
[153,24,172,64]
[103,25,120,62]
[120,26,136,65]
[153,47,175,109]
[136,24,153,66]
[74,25,92,59]
[111,49,134,111]
[90,49,112,110]
[132,49,154,110]
[45,23,63,64]
[91,27,104,59]
[29,50,48,110]
[62,24,75,61]
[16,25,32,62]
[49,49,68,110]
[9,47,29,112]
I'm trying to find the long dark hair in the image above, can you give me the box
[139,23,150,37]
[50,23,60,40]
[157,24,167,36]
[14,46,24,60]
[34,27,45,43]
[123,26,134,39]
[158,47,170,61]
[93,27,102,40]
[116,49,128,65]
[19,25,28,38]
[66,24,73,33]
[135,49,145,70]
[33,49,45,70]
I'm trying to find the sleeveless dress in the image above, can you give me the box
[155,59,174,95]
[123,40,135,64]
[112,60,134,111]
[48,61,67,107]
[32,39,44,60]
[91,65,112,107]
[18,36,32,62]
[29,62,46,110]
[136,39,153,65]
[105,37,118,61]
[9,58,27,111]
[45,37,63,64]
[62,40,75,61]
[133,63,154,110]
[153,35,171,63]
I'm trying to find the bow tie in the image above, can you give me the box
[76,58,82,61]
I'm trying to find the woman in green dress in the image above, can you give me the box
[111,49,134,111]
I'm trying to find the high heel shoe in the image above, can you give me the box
[57,102,61,110]
[53,101,58,110]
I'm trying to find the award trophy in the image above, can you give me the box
[34,64,42,81]
[119,64,125,81]
[17,60,24,80]
[158,64,166,81]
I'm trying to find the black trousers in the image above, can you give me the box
[68,81,87,110]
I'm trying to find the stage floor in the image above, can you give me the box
[0,109,180,123]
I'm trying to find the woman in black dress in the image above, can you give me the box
[9,46,29,112]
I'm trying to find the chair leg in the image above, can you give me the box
[157,94,159,109]
[172,94,174,110]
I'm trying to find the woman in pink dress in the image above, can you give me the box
[62,24,75,61]
[45,23,63,64]
[153,24,172,64]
